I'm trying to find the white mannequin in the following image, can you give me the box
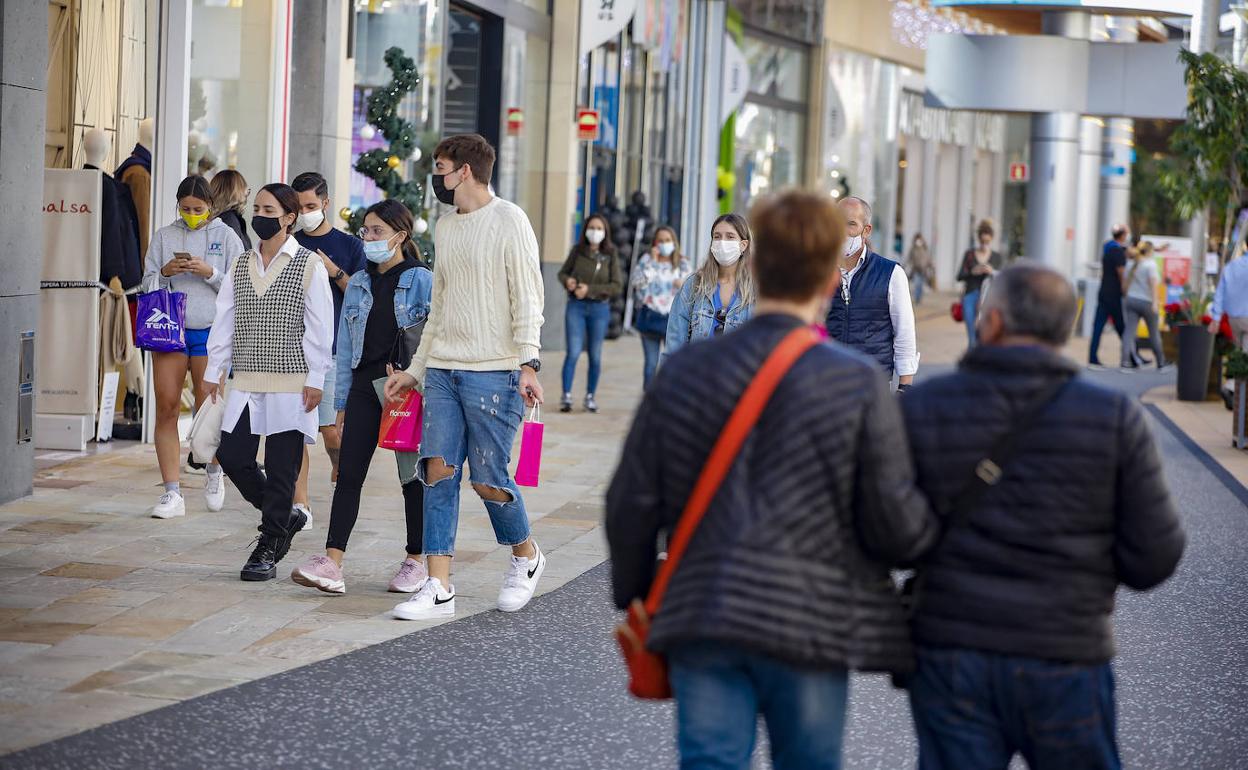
[84,128,110,168]
[138,118,154,152]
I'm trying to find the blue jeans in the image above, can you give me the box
[909,646,1120,770]
[1088,296,1125,365]
[417,369,530,556]
[562,298,610,394]
[963,290,981,347]
[641,333,663,388]
[667,641,849,770]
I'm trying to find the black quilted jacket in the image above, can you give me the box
[900,345,1185,663]
[606,314,939,673]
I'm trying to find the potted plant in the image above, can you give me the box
[1165,289,1216,401]
[1225,348,1248,448]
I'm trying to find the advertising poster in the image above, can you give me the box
[1143,234,1190,305]
[38,169,102,416]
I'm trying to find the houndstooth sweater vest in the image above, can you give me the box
[230,247,316,393]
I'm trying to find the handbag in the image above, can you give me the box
[615,326,821,700]
[514,403,544,487]
[950,299,964,323]
[188,388,226,465]
[135,289,187,352]
[389,318,426,370]
[634,305,669,337]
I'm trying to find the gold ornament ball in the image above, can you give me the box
[387,155,401,169]
[339,207,352,222]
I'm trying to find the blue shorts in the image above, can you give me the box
[184,327,211,358]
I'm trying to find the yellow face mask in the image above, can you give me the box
[181,211,210,230]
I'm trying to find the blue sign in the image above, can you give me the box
[1101,165,1127,177]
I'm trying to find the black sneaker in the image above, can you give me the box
[241,537,280,581]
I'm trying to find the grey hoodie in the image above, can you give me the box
[142,217,245,329]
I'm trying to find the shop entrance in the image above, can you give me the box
[445,3,503,176]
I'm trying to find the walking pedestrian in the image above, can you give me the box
[665,214,755,358]
[290,200,431,595]
[900,262,1185,770]
[382,134,546,620]
[630,225,691,387]
[825,196,919,390]
[1121,241,1168,370]
[955,219,1004,348]
[608,190,938,770]
[143,175,244,519]
[1209,246,1248,347]
[203,183,334,581]
[906,233,933,305]
[1088,224,1130,368]
[290,171,367,520]
[209,169,251,251]
[557,213,622,413]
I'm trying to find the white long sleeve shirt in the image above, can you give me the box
[841,255,920,377]
[205,236,334,442]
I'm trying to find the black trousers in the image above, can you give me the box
[327,370,424,555]
[216,405,304,540]
[1088,296,1126,364]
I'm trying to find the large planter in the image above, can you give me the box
[1177,324,1215,402]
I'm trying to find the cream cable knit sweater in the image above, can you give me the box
[406,197,545,383]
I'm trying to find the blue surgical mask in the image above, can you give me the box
[363,238,394,264]
[658,242,676,258]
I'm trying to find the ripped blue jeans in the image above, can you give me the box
[417,368,530,556]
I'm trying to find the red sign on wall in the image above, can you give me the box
[506,108,524,136]
[577,109,600,142]
[1009,162,1029,182]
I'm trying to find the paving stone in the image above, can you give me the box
[39,563,137,581]
[105,673,244,700]
[0,623,95,645]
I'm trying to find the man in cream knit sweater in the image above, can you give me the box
[384,134,547,620]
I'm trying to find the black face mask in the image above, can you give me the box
[251,215,284,241]
[431,168,461,206]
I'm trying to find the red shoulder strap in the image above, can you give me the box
[643,326,820,616]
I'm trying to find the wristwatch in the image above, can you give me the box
[521,359,541,373]
[332,269,346,282]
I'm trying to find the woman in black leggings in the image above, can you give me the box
[290,200,432,595]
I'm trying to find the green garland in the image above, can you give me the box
[347,46,434,259]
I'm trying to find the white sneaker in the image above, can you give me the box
[293,504,313,531]
[204,471,225,512]
[393,577,456,620]
[498,542,545,612]
[151,491,186,519]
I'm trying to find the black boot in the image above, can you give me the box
[241,536,280,581]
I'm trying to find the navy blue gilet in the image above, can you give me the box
[825,251,897,375]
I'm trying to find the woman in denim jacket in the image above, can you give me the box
[291,200,432,596]
[664,213,756,360]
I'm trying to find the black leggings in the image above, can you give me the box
[326,370,424,555]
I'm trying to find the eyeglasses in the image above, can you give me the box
[358,226,393,240]
[713,309,728,336]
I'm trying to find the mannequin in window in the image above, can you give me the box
[84,129,140,289]
[116,117,154,256]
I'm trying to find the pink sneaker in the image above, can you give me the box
[388,558,429,593]
[291,555,346,594]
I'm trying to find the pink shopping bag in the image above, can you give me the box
[379,389,423,452]
[514,403,544,487]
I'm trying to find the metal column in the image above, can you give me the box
[1098,18,1137,247]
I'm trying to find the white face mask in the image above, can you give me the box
[658,242,676,257]
[843,234,863,258]
[299,208,325,233]
[586,228,606,246]
[711,240,742,266]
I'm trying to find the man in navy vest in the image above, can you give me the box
[825,197,919,390]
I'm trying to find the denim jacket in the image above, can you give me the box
[334,265,432,410]
[664,276,754,360]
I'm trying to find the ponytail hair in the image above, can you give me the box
[363,199,426,266]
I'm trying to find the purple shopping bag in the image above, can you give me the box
[136,289,187,352]
[515,403,544,487]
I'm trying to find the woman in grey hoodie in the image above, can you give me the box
[142,175,245,520]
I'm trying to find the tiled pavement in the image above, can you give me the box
[3,298,1245,756]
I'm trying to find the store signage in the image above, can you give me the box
[577,109,601,141]
[898,90,1005,153]
[507,108,524,136]
[1100,164,1127,177]
[721,35,749,125]
[39,169,102,418]
[1008,162,1028,182]
[581,0,638,56]
[933,0,1194,15]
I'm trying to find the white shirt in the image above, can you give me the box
[841,252,920,377]
[205,236,334,442]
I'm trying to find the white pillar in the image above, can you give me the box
[1076,116,1104,280]
[1098,18,1136,250]
[1189,0,1220,294]
[920,137,939,282]
[954,143,975,263]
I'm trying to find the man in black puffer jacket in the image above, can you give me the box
[607,191,939,770]
[901,262,1185,770]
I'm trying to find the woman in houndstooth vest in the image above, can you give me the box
[203,183,335,582]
